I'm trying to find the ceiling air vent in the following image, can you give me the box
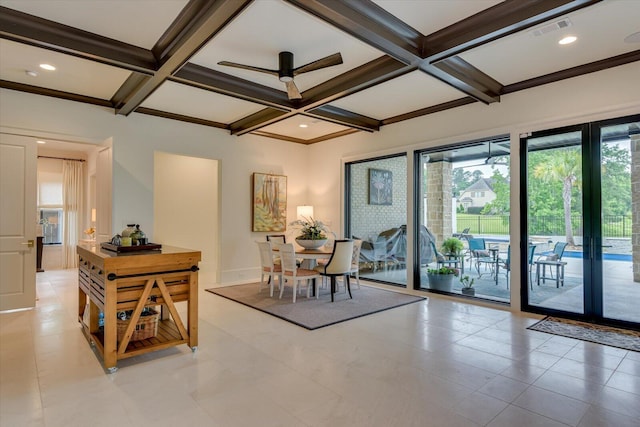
[531,18,572,37]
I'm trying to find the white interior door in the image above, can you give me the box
[0,134,37,311]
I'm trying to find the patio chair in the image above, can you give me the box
[496,244,536,290]
[453,227,471,241]
[536,242,568,278]
[429,240,460,271]
[467,238,494,276]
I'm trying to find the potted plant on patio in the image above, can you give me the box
[426,266,458,291]
[460,275,475,296]
[441,237,464,256]
[289,216,328,249]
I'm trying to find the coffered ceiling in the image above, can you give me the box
[1,0,638,144]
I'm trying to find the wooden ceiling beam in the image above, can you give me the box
[0,6,156,72]
[174,63,292,109]
[115,0,252,115]
[0,79,113,107]
[305,106,379,132]
[298,56,411,110]
[229,109,293,136]
[424,57,501,104]
[285,0,422,65]
[424,0,603,62]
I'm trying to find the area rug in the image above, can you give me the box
[527,316,640,352]
[206,282,425,330]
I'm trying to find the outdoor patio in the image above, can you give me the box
[360,255,640,324]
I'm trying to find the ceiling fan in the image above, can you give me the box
[218,51,343,100]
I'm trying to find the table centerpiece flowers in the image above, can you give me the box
[289,216,328,249]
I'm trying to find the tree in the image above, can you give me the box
[451,167,472,197]
[482,170,509,214]
[533,148,581,245]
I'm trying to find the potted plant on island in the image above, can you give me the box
[289,216,328,249]
[426,266,458,291]
[460,275,475,296]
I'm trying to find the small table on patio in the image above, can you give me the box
[536,259,567,288]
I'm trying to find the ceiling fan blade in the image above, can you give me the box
[293,52,343,75]
[217,61,278,76]
[285,80,301,100]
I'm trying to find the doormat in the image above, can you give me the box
[527,316,640,352]
[206,282,425,330]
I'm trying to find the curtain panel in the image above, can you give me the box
[62,160,84,268]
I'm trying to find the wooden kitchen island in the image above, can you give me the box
[77,243,201,372]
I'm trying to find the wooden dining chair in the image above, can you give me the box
[315,240,354,302]
[278,243,320,303]
[256,241,282,297]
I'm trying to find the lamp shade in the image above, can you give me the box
[296,205,314,220]
[91,208,96,223]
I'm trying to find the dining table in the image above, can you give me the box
[272,244,333,296]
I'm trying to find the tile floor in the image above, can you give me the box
[1,269,639,427]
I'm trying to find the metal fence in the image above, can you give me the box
[457,214,632,238]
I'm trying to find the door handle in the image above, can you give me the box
[21,240,34,248]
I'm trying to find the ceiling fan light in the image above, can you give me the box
[279,75,293,82]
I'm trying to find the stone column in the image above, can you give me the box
[631,133,639,282]
[426,161,453,245]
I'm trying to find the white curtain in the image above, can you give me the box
[62,160,84,268]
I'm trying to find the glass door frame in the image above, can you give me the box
[520,114,639,329]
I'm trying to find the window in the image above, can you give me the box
[37,158,63,244]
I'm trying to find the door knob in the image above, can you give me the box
[21,240,34,248]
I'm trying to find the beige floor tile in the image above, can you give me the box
[2,270,638,426]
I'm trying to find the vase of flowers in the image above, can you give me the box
[290,216,328,249]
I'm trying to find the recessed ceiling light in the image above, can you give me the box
[36,140,46,144]
[39,63,56,71]
[25,70,38,77]
[299,124,308,128]
[558,36,577,45]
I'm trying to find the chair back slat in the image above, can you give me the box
[279,243,298,272]
[266,235,286,245]
[257,241,274,269]
[553,242,568,259]
[468,238,486,251]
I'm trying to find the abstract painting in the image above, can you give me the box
[252,173,287,231]
[369,168,392,205]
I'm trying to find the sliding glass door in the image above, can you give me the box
[522,114,639,327]
[345,154,407,286]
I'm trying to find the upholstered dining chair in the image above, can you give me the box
[278,243,320,303]
[315,240,354,302]
[349,239,363,290]
[256,241,282,297]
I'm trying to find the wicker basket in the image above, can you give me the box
[117,308,159,342]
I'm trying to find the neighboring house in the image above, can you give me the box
[458,178,495,211]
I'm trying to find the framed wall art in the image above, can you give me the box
[252,172,287,232]
[369,168,392,205]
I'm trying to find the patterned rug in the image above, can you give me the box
[206,282,425,330]
[528,316,640,352]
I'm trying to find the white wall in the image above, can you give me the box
[154,152,219,284]
[0,89,309,285]
[1,61,639,294]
